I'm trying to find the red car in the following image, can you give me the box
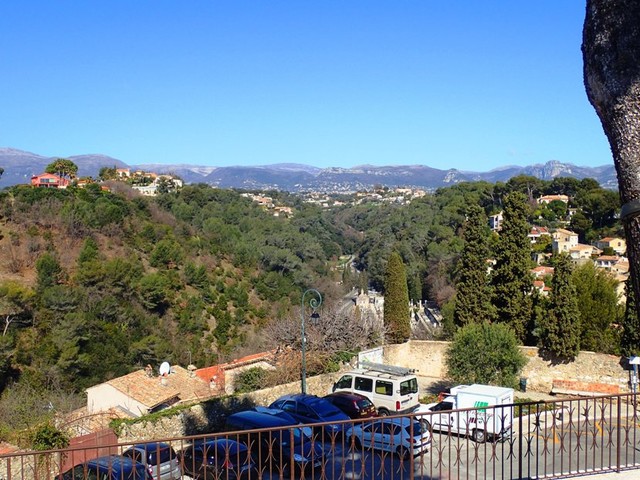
[323,392,378,419]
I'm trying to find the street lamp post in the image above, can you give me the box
[301,288,322,394]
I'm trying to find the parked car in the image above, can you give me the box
[60,455,154,480]
[121,442,182,480]
[226,410,325,476]
[180,438,256,479]
[323,392,378,419]
[346,417,431,460]
[252,406,303,423]
[269,393,351,436]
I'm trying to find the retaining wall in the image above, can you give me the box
[382,341,630,394]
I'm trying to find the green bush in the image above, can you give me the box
[445,322,527,389]
[233,367,269,394]
[30,422,69,450]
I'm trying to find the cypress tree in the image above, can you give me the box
[383,251,411,343]
[572,262,623,354]
[621,278,640,357]
[454,204,495,327]
[491,192,533,343]
[541,253,581,360]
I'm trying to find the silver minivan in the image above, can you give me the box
[121,442,182,480]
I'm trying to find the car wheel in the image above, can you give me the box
[472,428,486,443]
[396,446,410,461]
[378,408,390,416]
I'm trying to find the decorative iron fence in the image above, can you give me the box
[1,393,639,479]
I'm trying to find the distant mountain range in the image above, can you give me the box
[0,147,619,192]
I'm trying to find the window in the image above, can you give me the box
[355,377,373,392]
[434,401,454,412]
[382,423,399,435]
[335,375,352,389]
[281,401,296,413]
[375,380,393,396]
[400,378,418,395]
[297,404,317,418]
[365,422,384,434]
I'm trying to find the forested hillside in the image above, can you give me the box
[0,183,347,396]
[0,174,632,444]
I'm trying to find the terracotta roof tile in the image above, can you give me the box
[100,366,211,409]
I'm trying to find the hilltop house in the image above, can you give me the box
[30,173,69,188]
[533,280,551,296]
[569,244,600,263]
[595,237,627,256]
[489,212,503,232]
[86,365,211,417]
[537,194,569,205]
[552,228,579,254]
[531,266,554,279]
[528,226,550,244]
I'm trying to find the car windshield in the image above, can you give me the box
[145,446,174,465]
[356,398,374,409]
[404,422,424,436]
[400,378,418,395]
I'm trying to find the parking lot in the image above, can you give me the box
[3,392,640,479]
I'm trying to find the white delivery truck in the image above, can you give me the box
[416,384,514,443]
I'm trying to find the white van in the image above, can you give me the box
[416,384,514,443]
[331,362,419,415]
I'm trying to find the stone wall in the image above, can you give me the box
[382,340,449,378]
[381,341,630,394]
[519,347,628,393]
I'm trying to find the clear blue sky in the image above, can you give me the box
[0,1,613,171]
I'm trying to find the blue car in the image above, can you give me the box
[60,455,153,480]
[226,410,325,476]
[269,393,351,436]
[180,438,256,479]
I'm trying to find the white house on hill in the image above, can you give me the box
[86,365,211,417]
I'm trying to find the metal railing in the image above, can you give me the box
[1,393,639,479]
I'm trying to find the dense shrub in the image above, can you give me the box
[445,322,527,389]
[233,367,270,393]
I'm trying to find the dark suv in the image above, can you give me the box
[323,392,378,419]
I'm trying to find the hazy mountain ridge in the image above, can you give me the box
[0,147,618,191]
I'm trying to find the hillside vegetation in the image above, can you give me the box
[0,184,347,395]
[0,174,634,445]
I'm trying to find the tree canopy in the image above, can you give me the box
[45,158,78,180]
[446,322,527,388]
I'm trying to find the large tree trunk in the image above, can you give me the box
[583,0,640,319]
